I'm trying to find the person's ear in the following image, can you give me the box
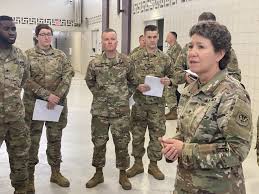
[216,49,225,63]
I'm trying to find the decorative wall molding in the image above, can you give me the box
[132,0,192,15]
[12,16,79,27]
[86,15,102,25]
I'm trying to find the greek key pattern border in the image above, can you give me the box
[87,15,102,25]
[133,0,192,15]
[12,16,80,27]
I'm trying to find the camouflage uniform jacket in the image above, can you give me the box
[24,46,74,103]
[85,51,138,117]
[174,44,242,84]
[0,46,30,123]
[129,46,144,56]
[174,70,252,193]
[166,41,182,64]
[130,48,173,105]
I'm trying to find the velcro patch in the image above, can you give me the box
[236,111,249,127]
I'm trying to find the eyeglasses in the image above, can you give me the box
[38,33,52,37]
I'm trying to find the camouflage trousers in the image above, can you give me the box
[24,100,68,169]
[91,115,131,170]
[173,165,246,194]
[130,103,166,161]
[0,120,30,189]
[165,86,178,110]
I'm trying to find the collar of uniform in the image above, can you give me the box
[170,41,179,49]
[143,48,160,57]
[188,70,227,96]
[0,46,18,61]
[35,45,54,55]
[102,50,120,63]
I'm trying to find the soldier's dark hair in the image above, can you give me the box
[102,28,117,34]
[169,31,177,39]
[0,15,13,22]
[144,25,158,34]
[139,35,144,39]
[35,24,53,36]
[198,12,216,22]
[189,21,231,70]
[33,36,38,45]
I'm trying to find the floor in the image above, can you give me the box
[0,74,258,194]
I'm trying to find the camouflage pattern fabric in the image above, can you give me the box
[173,70,252,194]
[131,103,166,161]
[23,46,74,168]
[0,46,30,123]
[165,41,182,110]
[85,51,137,117]
[91,115,130,169]
[129,46,144,56]
[130,48,173,161]
[166,41,182,64]
[0,46,30,189]
[85,51,137,169]
[174,44,242,85]
[227,48,242,81]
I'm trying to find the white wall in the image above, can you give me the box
[130,0,259,116]
[80,0,102,75]
[71,31,82,72]
[0,0,73,19]
[109,0,122,53]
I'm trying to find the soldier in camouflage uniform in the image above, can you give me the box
[85,28,137,190]
[161,21,252,194]
[23,24,74,194]
[126,25,174,180]
[174,12,241,85]
[0,15,30,194]
[129,34,145,56]
[165,31,182,120]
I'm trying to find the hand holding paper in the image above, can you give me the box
[143,76,164,97]
[32,99,64,122]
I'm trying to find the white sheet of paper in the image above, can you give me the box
[184,69,198,78]
[143,76,164,97]
[129,94,135,107]
[32,99,64,122]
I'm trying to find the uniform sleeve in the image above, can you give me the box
[25,80,51,100]
[127,59,138,96]
[85,60,97,94]
[24,50,52,100]
[168,45,182,65]
[54,55,75,98]
[174,44,188,85]
[227,48,242,81]
[181,93,252,169]
[21,56,30,88]
[164,57,177,87]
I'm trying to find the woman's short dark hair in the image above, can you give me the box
[189,21,231,70]
[35,24,53,36]
[198,12,216,22]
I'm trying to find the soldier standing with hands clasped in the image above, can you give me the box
[23,24,74,194]
[85,28,138,190]
[161,21,252,194]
